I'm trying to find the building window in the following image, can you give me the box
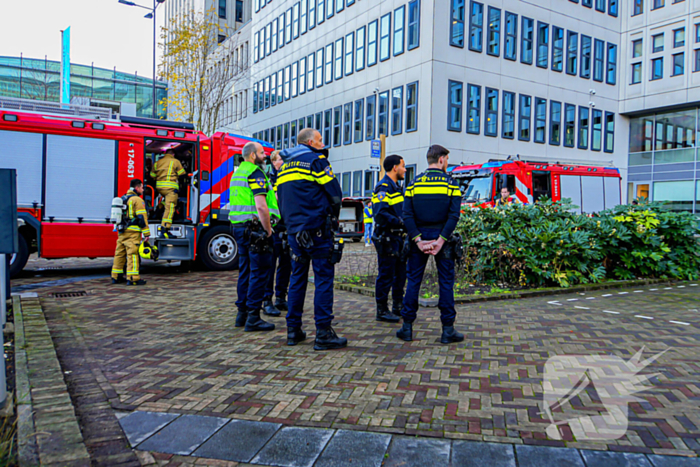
[632,39,643,58]
[652,33,664,53]
[291,121,297,147]
[632,62,642,83]
[504,12,517,60]
[317,0,325,25]
[380,13,392,61]
[272,18,279,52]
[286,8,292,43]
[583,0,593,7]
[606,43,617,84]
[534,98,546,143]
[581,35,591,78]
[284,122,290,148]
[299,57,307,94]
[408,0,421,50]
[368,20,378,66]
[334,38,344,80]
[406,82,418,132]
[219,0,226,18]
[651,57,663,79]
[696,24,700,43]
[695,49,700,72]
[595,0,606,12]
[485,88,498,136]
[604,112,614,152]
[550,101,561,145]
[284,65,291,100]
[521,17,534,64]
[278,14,285,49]
[254,32,260,62]
[378,91,390,136]
[260,28,266,58]
[536,22,549,68]
[366,95,376,140]
[391,86,403,135]
[450,0,465,48]
[327,0,334,18]
[674,28,685,48]
[566,31,578,75]
[578,106,589,149]
[333,106,342,147]
[341,173,350,196]
[593,39,605,81]
[356,26,366,71]
[354,99,364,143]
[469,2,484,52]
[264,76,270,108]
[277,70,283,104]
[518,94,531,141]
[255,0,260,13]
[652,0,664,9]
[487,7,501,56]
[609,0,618,16]
[564,103,576,147]
[673,52,685,75]
[309,0,316,29]
[394,6,406,56]
[343,103,352,145]
[591,109,602,151]
[316,48,324,88]
[307,53,315,91]
[502,91,515,139]
[291,61,299,97]
[364,171,375,196]
[325,43,333,84]
[552,26,564,71]
[448,80,463,132]
[633,0,643,15]
[270,73,277,105]
[301,0,308,35]
[336,0,344,14]
[467,84,481,134]
[345,33,354,76]
[253,82,258,113]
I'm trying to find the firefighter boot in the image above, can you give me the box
[126,279,147,286]
[244,309,276,332]
[263,299,281,317]
[235,310,247,328]
[111,275,126,285]
[157,225,170,239]
[313,326,348,351]
[391,300,403,317]
[376,300,400,323]
[440,326,465,344]
[396,322,413,342]
[287,327,307,346]
[274,295,288,312]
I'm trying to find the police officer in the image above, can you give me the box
[277,128,347,350]
[372,155,407,323]
[230,142,280,332]
[151,149,186,236]
[397,145,465,344]
[111,179,150,286]
[262,151,291,316]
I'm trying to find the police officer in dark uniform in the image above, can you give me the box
[397,145,465,344]
[277,128,347,351]
[372,155,407,323]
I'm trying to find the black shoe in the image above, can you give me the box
[263,299,281,317]
[391,300,403,317]
[126,279,147,286]
[158,226,170,239]
[287,327,307,346]
[376,300,400,323]
[440,326,465,344]
[110,276,126,285]
[396,322,413,342]
[244,310,276,332]
[274,296,288,311]
[235,310,247,328]
[314,326,347,351]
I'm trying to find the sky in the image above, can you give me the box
[1,0,165,78]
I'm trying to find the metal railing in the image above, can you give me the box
[0,96,114,120]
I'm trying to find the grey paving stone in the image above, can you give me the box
[383,436,451,467]
[648,455,700,467]
[192,419,282,463]
[118,411,180,447]
[136,414,229,455]
[251,426,334,467]
[516,445,585,467]
[314,430,391,467]
[581,450,653,467]
[452,441,515,467]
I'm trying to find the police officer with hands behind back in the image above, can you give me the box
[230,142,281,333]
[277,128,347,351]
[397,145,465,344]
[372,155,407,323]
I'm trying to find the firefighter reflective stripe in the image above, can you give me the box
[127,254,139,275]
[157,181,179,189]
[112,268,124,274]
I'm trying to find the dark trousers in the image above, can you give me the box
[375,236,407,305]
[234,227,272,313]
[401,228,456,326]
[286,232,335,329]
[264,231,291,300]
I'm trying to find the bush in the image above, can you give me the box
[456,199,700,288]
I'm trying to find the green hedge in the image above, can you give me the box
[455,200,700,288]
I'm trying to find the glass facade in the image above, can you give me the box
[0,56,167,118]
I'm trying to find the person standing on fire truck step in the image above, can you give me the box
[150,149,186,236]
[262,151,292,317]
[277,128,347,351]
[397,145,465,345]
[230,142,281,332]
[372,155,407,323]
[111,179,150,286]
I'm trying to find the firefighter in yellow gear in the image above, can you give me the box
[150,149,186,232]
[111,179,150,286]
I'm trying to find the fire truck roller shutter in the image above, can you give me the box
[560,175,582,214]
[0,130,43,207]
[603,177,621,209]
[580,176,605,214]
[45,135,117,222]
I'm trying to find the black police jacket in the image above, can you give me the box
[403,168,462,241]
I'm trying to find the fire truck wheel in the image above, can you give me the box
[10,234,29,278]
[198,226,239,271]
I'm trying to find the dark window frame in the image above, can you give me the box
[408,0,421,50]
[467,84,481,134]
[606,43,617,84]
[378,90,390,137]
[366,94,377,140]
[333,106,342,147]
[354,98,364,143]
[566,31,578,75]
[550,100,561,146]
[502,90,515,139]
[521,17,534,64]
[518,94,531,142]
[487,6,501,57]
[394,5,406,56]
[578,106,589,150]
[552,26,564,72]
[469,1,484,52]
[406,81,419,133]
[379,13,392,62]
[485,87,498,137]
[504,11,518,61]
[536,21,549,68]
[450,0,465,48]
[343,102,353,145]
[391,86,404,136]
[580,35,592,78]
[448,80,464,132]
[534,97,546,144]
[604,111,614,153]
[564,103,576,148]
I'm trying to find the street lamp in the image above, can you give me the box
[118,0,166,118]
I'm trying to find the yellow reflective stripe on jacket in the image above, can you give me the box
[126,225,142,232]
[276,167,334,186]
[177,168,186,176]
[156,181,179,189]
[406,183,461,197]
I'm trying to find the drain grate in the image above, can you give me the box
[53,291,87,298]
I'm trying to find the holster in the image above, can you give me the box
[246,220,273,254]
[373,226,405,258]
[443,233,464,262]
[329,234,344,265]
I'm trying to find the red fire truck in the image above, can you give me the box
[1,108,272,277]
[451,160,622,211]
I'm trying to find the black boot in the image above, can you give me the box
[111,275,126,285]
[126,279,147,286]
[263,299,281,317]
[396,322,413,342]
[287,327,307,346]
[391,300,403,317]
[314,326,347,351]
[158,226,170,239]
[274,295,288,311]
[244,309,276,332]
[440,326,465,344]
[235,309,247,328]
[376,300,400,323]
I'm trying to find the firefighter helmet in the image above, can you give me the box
[139,240,159,261]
